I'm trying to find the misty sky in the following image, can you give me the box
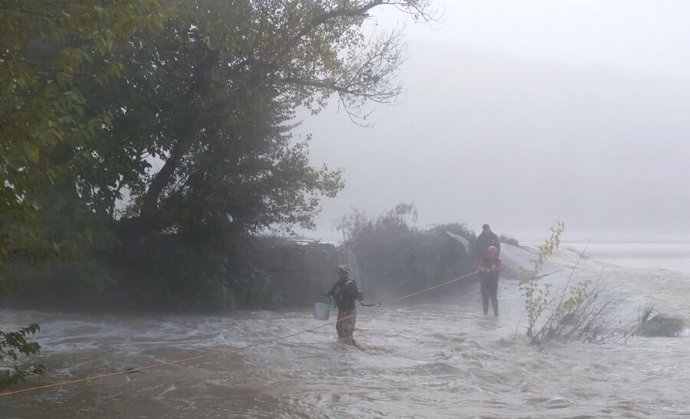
[298,1,690,242]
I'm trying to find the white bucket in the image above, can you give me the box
[314,295,331,320]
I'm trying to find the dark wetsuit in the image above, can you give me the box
[475,230,501,258]
[327,277,363,345]
[476,257,501,316]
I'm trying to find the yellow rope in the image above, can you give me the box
[378,271,478,305]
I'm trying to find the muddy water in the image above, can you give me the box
[2,245,689,418]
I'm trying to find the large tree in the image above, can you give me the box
[0,0,164,273]
[0,0,165,388]
[2,0,435,308]
[111,0,433,239]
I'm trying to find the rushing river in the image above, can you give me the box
[2,244,690,418]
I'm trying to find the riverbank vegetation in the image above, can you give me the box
[635,307,686,337]
[517,223,688,346]
[338,203,477,300]
[518,222,617,346]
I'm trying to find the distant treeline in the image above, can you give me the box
[5,201,520,310]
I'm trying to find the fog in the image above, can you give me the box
[298,0,690,242]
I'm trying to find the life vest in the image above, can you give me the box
[476,258,502,273]
[331,278,360,310]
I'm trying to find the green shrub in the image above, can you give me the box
[338,203,474,299]
[519,222,564,337]
[0,323,45,389]
[518,222,615,345]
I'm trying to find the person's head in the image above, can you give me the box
[336,265,350,279]
[482,224,491,232]
[486,245,498,259]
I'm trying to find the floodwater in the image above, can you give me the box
[2,244,689,418]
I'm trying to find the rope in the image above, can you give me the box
[376,270,479,305]
[0,317,341,398]
[0,270,478,398]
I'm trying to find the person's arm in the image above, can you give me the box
[346,279,364,303]
[476,260,486,272]
[493,260,502,273]
[490,233,500,252]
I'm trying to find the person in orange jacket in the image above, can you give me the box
[475,245,501,316]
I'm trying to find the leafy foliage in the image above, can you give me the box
[518,228,686,345]
[95,1,434,308]
[518,222,618,345]
[107,0,435,238]
[0,0,165,270]
[2,1,435,310]
[0,0,164,389]
[338,203,474,299]
[0,323,45,388]
[518,222,564,337]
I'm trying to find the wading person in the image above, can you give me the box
[476,245,501,316]
[326,265,364,346]
[475,223,500,259]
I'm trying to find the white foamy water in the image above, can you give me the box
[565,242,690,272]
[2,244,689,418]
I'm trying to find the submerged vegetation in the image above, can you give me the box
[635,307,686,338]
[517,224,688,345]
[518,222,619,345]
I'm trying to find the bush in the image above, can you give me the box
[518,222,617,345]
[635,307,686,337]
[112,234,275,310]
[531,288,621,344]
[338,203,474,300]
[519,222,565,337]
[5,232,276,311]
